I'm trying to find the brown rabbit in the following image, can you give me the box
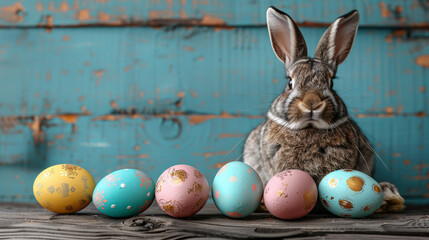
[243,7,404,212]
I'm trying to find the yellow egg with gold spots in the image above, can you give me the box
[33,164,95,214]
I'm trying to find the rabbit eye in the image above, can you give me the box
[287,77,293,89]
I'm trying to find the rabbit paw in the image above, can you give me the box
[376,182,405,213]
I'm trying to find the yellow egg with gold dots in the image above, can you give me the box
[33,164,95,214]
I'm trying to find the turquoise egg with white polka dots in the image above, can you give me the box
[93,169,155,218]
[212,161,263,218]
[318,169,383,218]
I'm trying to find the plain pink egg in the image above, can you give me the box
[264,170,318,219]
[155,164,210,218]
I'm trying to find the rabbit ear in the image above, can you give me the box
[267,7,307,69]
[314,10,359,71]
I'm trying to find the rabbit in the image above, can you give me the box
[243,7,405,213]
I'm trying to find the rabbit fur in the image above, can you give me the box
[243,7,405,212]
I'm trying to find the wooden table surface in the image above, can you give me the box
[1,203,429,240]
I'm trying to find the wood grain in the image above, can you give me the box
[1,203,429,239]
[0,0,427,204]
[0,0,427,27]
[0,115,428,204]
[0,27,427,117]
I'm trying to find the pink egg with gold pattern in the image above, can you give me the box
[264,170,318,219]
[155,165,209,218]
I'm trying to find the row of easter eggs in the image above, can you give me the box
[33,162,383,219]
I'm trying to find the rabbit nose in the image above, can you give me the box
[298,93,326,113]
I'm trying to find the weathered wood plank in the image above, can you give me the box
[0,27,427,117]
[0,1,427,206]
[1,203,429,239]
[0,0,427,27]
[0,115,428,203]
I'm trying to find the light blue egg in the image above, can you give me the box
[318,169,383,218]
[93,169,155,218]
[212,161,263,218]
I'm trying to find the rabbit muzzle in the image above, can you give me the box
[297,92,327,120]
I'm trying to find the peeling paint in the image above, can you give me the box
[28,116,44,146]
[149,10,175,20]
[175,99,182,108]
[110,101,118,109]
[89,111,262,125]
[180,9,187,19]
[193,151,230,158]
[385,106,394,114]
[387,90,396,96]
[415,111,427,118]
[176,91,185,98]
[211,160,234,169]
[60,2,69,12]
[385,33,393,43]
[213,26,235,32]
[98,10,114,23]
[184,46,195,52]
[190,89,197,98]
[0,116,18,133]
[219,133,246,138]
[413,164,429,170]
[409,174,429,181]
[92,115,126,121]
[357,113,394,118]
[54,134,65,140]
[397,105,404,114]
[58,114,80,124]
[115,154,148,159]
[45,72,51,82]
[36,2,43,12]
[72,1,79,10]
[0,2,24,23]
[200,15,226,25]
[416,55,429,68]
[44,15,53,32]
[0,2,426,202]
[76,9,91,21]
[189,111,235,125]
[379,2,391,18]
[393,29,406,37]
[93,70,104,86]
[48,2,69,12]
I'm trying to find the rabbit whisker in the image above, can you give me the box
[220,137,246,163]
[348,121,390,172]
[360,135,390,171]
[337,127,371,174]
[234,152,244,161]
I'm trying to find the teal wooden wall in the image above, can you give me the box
[0,0,428,204]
